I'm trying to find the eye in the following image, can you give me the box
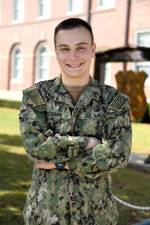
[60,48,70,52]
[77,46,87,51]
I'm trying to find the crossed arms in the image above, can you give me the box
[19,93,132,175]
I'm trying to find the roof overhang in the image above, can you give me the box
[96,46,150,62]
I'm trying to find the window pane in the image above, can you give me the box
[68,0,83,13]
[135,32,150,85]
[135,63,150,75]
[36,46,49,81]
[39,0,50,17]
[137,32,150,47]
[13,0,23,21]
[135,62,150,86]
[98,0,116,8]
[12,48,22,80]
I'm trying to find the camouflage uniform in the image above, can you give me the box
[19,76,132,225]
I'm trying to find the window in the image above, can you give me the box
[36,45,49,82]
[135,31,150,85]
[11,47,23,83]
[39,0,51,18]
[137,32,150,47]
[13,0,24,22]
[67,0,83,14]
[97,0,116,9]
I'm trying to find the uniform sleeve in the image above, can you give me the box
[68,94,132,176]
[19,94,88,163]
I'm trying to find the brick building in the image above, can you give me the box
[0,0,150,101]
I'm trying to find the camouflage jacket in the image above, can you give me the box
[19,76,132,225]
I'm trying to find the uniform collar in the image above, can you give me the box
[76,78,100,109]
[47,76,101,109]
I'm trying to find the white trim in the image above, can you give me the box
[104,63,112,85]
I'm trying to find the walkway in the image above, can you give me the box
[128,152,150,173]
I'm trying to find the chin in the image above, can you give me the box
[66,73,84,78]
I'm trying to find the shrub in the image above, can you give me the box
[0,99,21,109]
[140,103,150,123]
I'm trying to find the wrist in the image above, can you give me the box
[55,162,66,170]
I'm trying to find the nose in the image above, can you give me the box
[69,50,78,60]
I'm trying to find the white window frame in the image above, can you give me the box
[35,44,50,82]
[38,0,51,19]
[135,30,150,47]
[134,30,150,86]
[97,0,116,10]
[13,0,24,23]
[11,46,23,83]
[67,0,83,15]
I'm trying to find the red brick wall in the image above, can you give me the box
[0,0,149,100]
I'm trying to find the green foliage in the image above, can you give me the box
[136,103,150,123]
[0,99,21,109]
[0,144,33,225]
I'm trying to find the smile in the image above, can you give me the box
[67,63,83,68]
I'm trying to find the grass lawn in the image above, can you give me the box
[0,107,150,225]
[132,123,150,154]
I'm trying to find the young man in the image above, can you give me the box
[19,18,132,225]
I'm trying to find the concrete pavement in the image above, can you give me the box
[133,219,150,225]
[124,153,150,225]
[128,152,150,172]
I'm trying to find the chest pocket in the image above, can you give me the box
[46,100,73,134]
[47,112,73,135]
[77,112,104,138]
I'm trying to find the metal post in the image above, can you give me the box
[123,0,131,71]
[87,0,92,24]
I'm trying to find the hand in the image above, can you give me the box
[86,137,100,150]
[35,161,56,169]
[35,161,69,170]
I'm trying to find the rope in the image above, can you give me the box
[113,195,150,211]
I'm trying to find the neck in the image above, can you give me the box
[61,74,90,86]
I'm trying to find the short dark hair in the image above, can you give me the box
[54,17,94,46]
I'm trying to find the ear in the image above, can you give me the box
[92,42,96,57]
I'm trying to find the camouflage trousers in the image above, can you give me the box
[23,169,119,225]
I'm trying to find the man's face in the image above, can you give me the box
[55,27,96,80]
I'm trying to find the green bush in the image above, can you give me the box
[141,103,150,123]
[135,103,150,123]
[0,99,21,109]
